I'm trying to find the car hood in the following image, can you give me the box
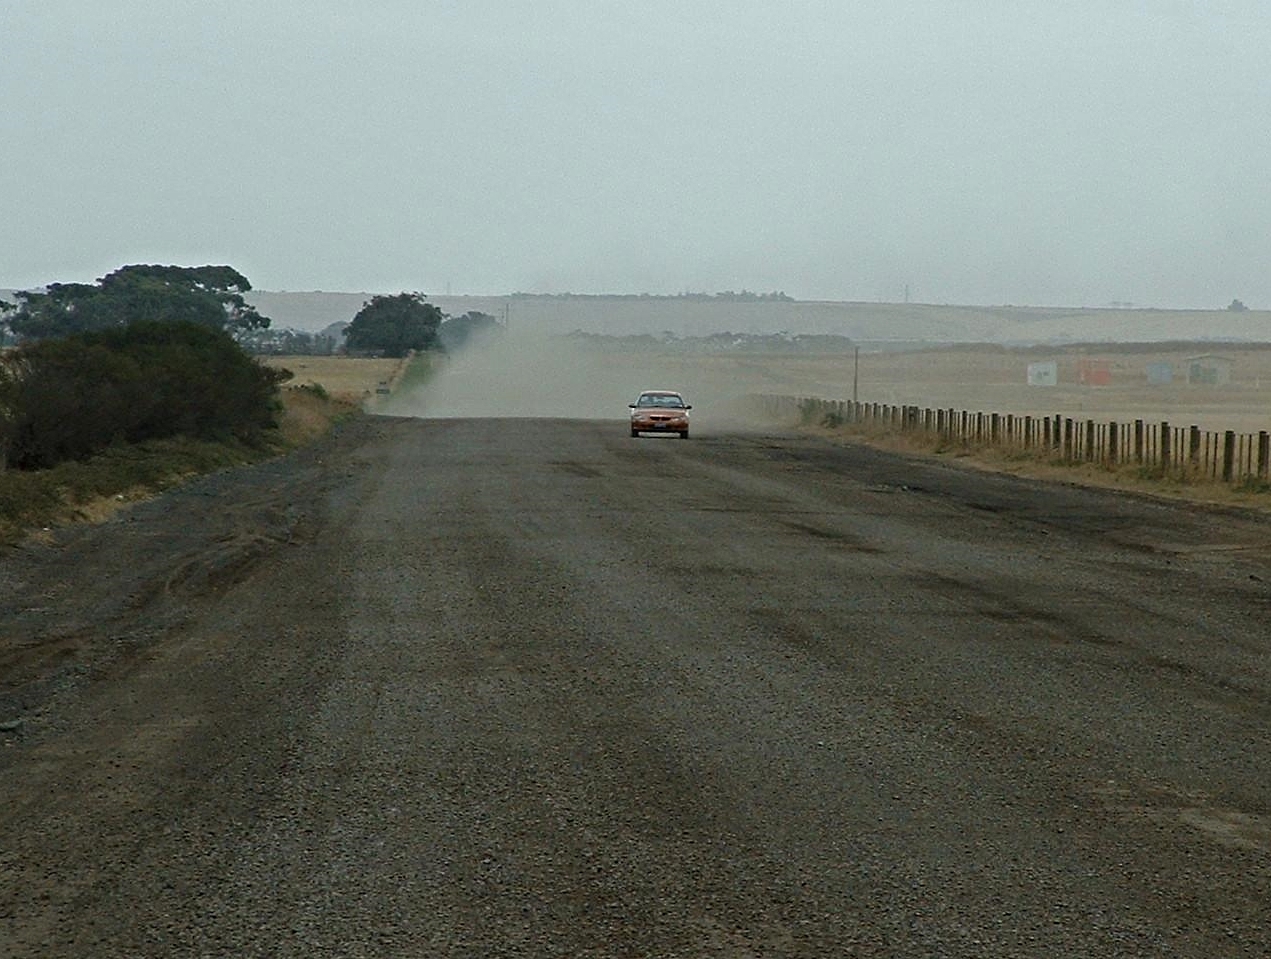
[631,408,688,418]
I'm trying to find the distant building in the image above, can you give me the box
[1145,362,1174,386]
[1027,361,1058,386]
[1077,357,1112,386]
[1186,354,1233,386]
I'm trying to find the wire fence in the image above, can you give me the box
[755,395,1271,488]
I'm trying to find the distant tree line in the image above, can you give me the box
[228,301,502,358]
[238,327,341,355]
[344,293,443,357]
[341,294,501,357]
[437,310,500,352]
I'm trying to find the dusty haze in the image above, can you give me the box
[383,333,757,431]
[376,335,1271,436]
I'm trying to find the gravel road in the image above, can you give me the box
[2,416,1269,957]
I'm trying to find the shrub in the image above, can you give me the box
[0,321,286,470]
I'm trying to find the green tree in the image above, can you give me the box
[438,311,502,352]
[0,321,286,469]
[344,293,442,357]
[6,264,269,341]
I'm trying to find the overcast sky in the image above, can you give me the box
[3,1,1268,308]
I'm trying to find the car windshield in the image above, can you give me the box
[637,394,684,408]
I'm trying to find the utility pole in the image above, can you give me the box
[853,346,860,403]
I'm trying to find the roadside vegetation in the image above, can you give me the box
[344,293,443,357]
[389,350,447,395]
[7,265,268,340]
[785,396,1271,511]
[0,377,360,545]
[0,267,489,543]
[0,264,366,543]
[1,321,284,469]
[340,294,501,359]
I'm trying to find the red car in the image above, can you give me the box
[629,390,691,438]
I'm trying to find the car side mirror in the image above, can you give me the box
[628,404,636,409]
[685,405,693,410]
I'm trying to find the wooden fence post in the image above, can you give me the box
[776,392,1271,489]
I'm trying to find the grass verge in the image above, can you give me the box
[0,385,360,545]
[803,419,1271,513]
[393,351,443,393]
[365,350,442,409]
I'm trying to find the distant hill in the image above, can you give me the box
[243,291,1271,347]
[7,288,1267,346]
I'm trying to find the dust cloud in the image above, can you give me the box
[382,331,764,431]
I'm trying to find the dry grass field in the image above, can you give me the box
[260,355,409,402]
[264,343,1271,439]
[715,345,1271,435]
[737,344,1271,509]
